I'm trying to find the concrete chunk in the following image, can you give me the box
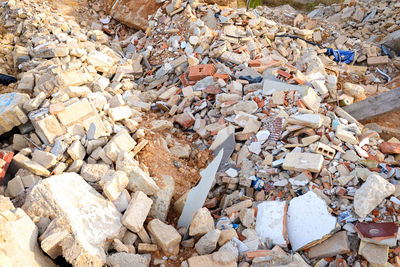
[354,174,395,220]
[189,207,215,236]
[358,240,389,266]
[106,252,150,267]
[122,191,153,233]
[147,219,181,256]
[287,191,338,251]
[100,171,129,201]
[307,231,350,258]
[283,152,324,173]
[256,201,288,247]
[287,114,323,128]
[32,150,57,169]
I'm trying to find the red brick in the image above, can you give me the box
[381,142,400,154]
[213,73,229,82]
[277,69,292,79]
[188,64,216,81]
[175,111,195,129]
[249,59,261,67]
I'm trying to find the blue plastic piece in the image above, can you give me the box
[325,48,355,64]
[252,177,264,191]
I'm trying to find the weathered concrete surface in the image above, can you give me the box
[105,0,162,31]
[0,196,55,267]
[22,173,123,267]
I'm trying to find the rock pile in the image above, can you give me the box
[1,0,400,266]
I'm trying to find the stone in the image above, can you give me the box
[22,173,122,266]
[195,229,221,255]
[256,201,287,247]
[6,176,24,197]
[147,219,181,256]
[137,243,158,253]
[116,152,159,195]
[150,175,175,221]
[36,47,69,58]
[122,191,153,233]
[358,240,388,266]
[224,199,252,215]
[113,190,131,213]
[335,128,358,145]
[100,170,129,201]
[32,150,57,169]
[65,86,91,98]
[287,114,322,128]
[343,83,366,102]
[342,150,359,162]
[21,174,40,188]
[108,106,132,121]
[382,29,400,54]
[0,197,55,267]
[18,72,35,91]
[221,51,250,65]
[23,160,50,177]
[103,130,136,162]
[282,152,324,173]
[287,191,338,251]
[301,88,321,112]
[151,120,173,131]
[189,207,215,236]
[87,50,114,72]
[312,80,328,95]
[307,231,350,258]
[239,208,255,228]
[30,113,65,144]
[56,98,107,139]
[367,56,389,66]
[218,228,238,246]
[106,253,150,267]
[67,140,86,161]
[354,174,395,220]
[169,144,191,159]
[271,90,285,105]
[105,0,162,31]
[187,250,237,267]
[80,163,109,182]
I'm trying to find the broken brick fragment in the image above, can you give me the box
[188,64,216,81]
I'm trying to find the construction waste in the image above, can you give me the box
[1,0,400,266]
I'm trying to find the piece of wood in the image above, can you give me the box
[343,87,400,121]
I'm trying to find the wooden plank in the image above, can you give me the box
[343,87,400,121]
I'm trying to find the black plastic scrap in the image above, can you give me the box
[0,74,17,86]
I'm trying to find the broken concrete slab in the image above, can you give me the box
[287,191,339,251]
[22,173,122,266]
[307,231,350,259]
[255,201,288,247]
[354,174,395,220]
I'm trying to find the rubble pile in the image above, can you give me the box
[1,0,400,266]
